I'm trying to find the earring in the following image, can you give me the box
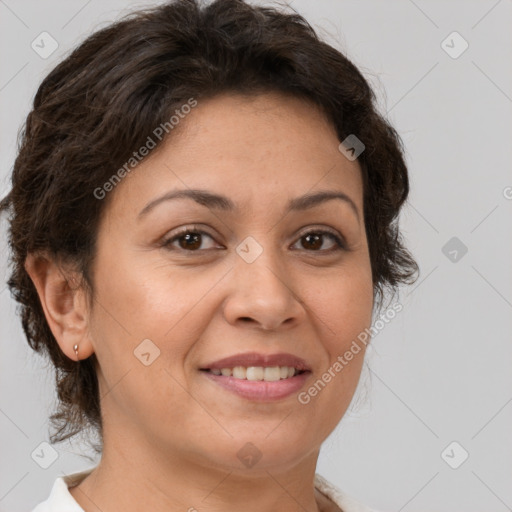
[74,344,79,361]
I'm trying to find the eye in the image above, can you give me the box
[161,226,222,252]
[291,229,346,252]
[161,226,346,253]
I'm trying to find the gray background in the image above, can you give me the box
[1,1,511,511]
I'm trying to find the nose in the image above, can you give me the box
[222,245,306,331]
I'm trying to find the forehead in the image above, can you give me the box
[105,92,363,219]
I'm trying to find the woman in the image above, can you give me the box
[0,0,418,511]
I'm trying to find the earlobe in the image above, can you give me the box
[24,252,95,361]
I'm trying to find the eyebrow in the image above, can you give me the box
[138,188,360,221]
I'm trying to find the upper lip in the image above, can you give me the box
[200,352,311,371]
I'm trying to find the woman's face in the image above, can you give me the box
[86,92,374,473]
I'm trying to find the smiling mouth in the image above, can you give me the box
[200,366,309,382]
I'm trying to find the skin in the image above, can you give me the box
[26,92,374,512]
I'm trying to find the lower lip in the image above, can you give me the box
[201,371,311,401]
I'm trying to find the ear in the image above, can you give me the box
[24,252,95,361]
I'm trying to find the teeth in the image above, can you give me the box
[209,366,300,381]
[263,367,281,382]
[232,366,246,379]
[246,366,263,381]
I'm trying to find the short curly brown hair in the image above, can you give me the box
[0,0,418,454]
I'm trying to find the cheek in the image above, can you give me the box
[87,258,208,429]
[295,266,372,435]
[307,261,374,344]
[301,259,373,402]
[91,247,193,336]
[88,249,226,378]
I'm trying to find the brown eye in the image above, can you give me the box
[294,230,345,252]
[178,232,202,250]
[301,233,323,250]
[163,228,219,252]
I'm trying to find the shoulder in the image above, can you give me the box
[31,469,94,512]
[314,473,383,512]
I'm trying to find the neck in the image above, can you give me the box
[68,432,332,512]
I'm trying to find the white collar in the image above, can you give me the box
[31,469,379,512]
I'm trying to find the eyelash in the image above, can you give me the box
[161,225,347,254]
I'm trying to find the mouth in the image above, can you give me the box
[200,351,311,374]
[199,352,312,401]
[199,366,309,381]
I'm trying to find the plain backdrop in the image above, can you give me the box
[1,1,511,511]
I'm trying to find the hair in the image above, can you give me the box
[0,0,418,454]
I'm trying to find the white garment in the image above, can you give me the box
[31,468,381,512]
